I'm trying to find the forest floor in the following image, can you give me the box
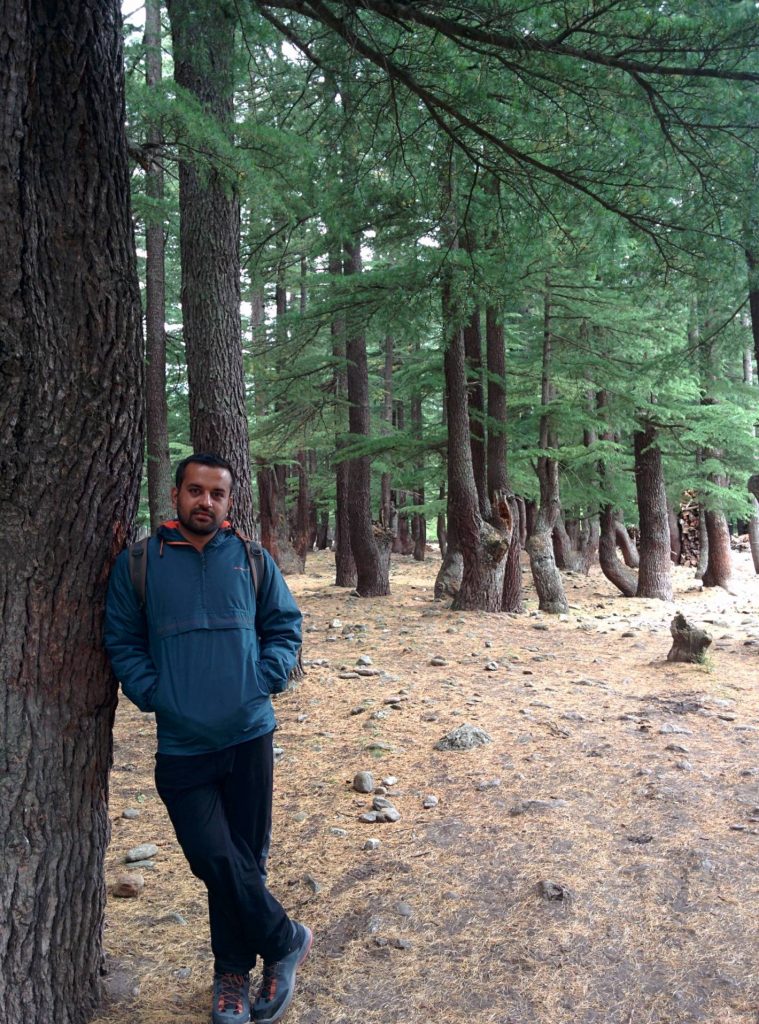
[94,547,759,1024]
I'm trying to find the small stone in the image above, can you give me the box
[391,938,412,950]
[112,872,144,898]
[303,874,322,894]
[484,661,499,672]
[126,860,156,871]
[477,778,502,790]
[330,619,343,629]
[372,795,393,811]
[359,812,378,823]
[364,838,381,851]
[349,706,367,716]
[353,770,375,793]
[382,776,398,787]
[510,799,567,816]
[155,912,187,926]
[538,880,568,901]
[174,968,192,980]
[382,807,401,823]
[357,654,373,667]
[329,827,348,837]
[675,760,693,771]
[659,724,693,736]
[429,656,448,666]
[396,902,413,917]
[121,809,141,820]
[665,743,689,753]
[423,795,439,809]
[125,844,158,863]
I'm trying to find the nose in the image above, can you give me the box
[200,492,213,507]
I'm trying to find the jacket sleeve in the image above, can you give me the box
[254,549,303,694]
[104,550,159,712]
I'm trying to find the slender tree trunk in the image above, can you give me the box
[634,421,673,600]
[526,281,567,613]
[0,4,143,1020]
[701,508,733,588]
[516,496,528,546]
[290,452,311,563]
[667,499,681,564]
[599,505,638,597]
[615,516,640,568]
[344,238,391,595]
[380,333,393,527]
[168,0,254,534]
[464,307,487,517]
[144,0,173,528]
[486,304,521,612]
[329,250,357,586]
[410,366,426,561]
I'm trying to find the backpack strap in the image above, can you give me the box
[128,536,149,607]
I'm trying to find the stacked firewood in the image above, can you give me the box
[679,492,700,567]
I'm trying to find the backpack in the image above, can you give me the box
[127,532,304,687]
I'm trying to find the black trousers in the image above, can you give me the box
[155,731,293,974]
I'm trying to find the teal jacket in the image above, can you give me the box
[104,523,302,755]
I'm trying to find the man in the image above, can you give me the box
[105,453,311,1024]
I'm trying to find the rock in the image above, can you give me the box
[357,655,373,666]
[364,838,381,851]
[391,938,413,949]
[329,619,343,629]
[434,724,492,751]
[174,967,192,980]
[125,844,158,863]
[356,667,381,677]
[423,795,439,809]
[659,724,693,736]
[364,741,395,753]
[396,902,413,917]
[126,860,156,871]
[273,746,284,760]
[429,656,448,666]
[359,812,378,823]
[154,912,187,926]
[382,776,398,787]
[484,661,499,672]
[329,828,348,838]
[372,795,393,811]
[538,880,569,901]
[476,778,502,791]
[112,872,144,898]
[303,874,322,894]
[381,807,401,823]
[353,770,375,793]
[665,743,690,753]
[121,809,141,820]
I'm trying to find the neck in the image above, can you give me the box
[175,522,218,551]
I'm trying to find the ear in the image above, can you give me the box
[171,486,178,509]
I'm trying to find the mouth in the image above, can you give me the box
[192,511,213,520]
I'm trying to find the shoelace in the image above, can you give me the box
[217,973,246,1015]
[258,964,278,1003]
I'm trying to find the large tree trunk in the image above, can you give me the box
[0,4,143,1020]
[144,0,173,529]
[344,238,391,595]
[634,421,673,600]
[168,0,254,535]
[526,282,567,614]
[701,507,733,588]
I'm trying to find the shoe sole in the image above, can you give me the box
[254,927,313,1024]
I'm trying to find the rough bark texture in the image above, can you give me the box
[615,517,640,568]
[344,239,391,595]
[442,273,509,611]
[502,497,525,613]
[380,333,393,528]
[695,506,709,579]
[749,494,759,574]
[144,0,173,529]
[634,422,673,600]
[667,613,712,663]
[667,499,681,564]
[0,4,143,1021]
[599,506,638,597]
[168,0,254,535]
[701,508,733,589]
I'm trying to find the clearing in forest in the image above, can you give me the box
[96,549,759,1024]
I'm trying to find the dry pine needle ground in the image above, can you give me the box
[94,549,759,1024]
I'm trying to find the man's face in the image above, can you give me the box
[171,463,233,539]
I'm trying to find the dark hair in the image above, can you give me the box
[175,453,236,490]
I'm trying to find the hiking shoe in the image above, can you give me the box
[212,972,250,1024]
[252,922,312,1024]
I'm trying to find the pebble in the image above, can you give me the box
[372,795,393,810]
[126,859,156,871]
[122,809,141,820]
[538,880,569,901]
[396,902,413,917]
[125,844,158,863]
[356,655,373,666]
[380,807,401,823]
[510,799,567,816]
[423,795,439,809]
[353,771,375,793]
[659,724,693,736]
[303,874,322,894]
[382,776,398,787]
[477,778,502,790]
[360,812,378,823]
[329,828,348,837]
[155,912,187,926]
[429,656,448,666]
[364,838,381,851]
[112,872,144,898]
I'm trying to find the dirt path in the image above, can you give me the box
[95,550,759,1024]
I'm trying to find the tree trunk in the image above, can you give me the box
[344,238,391,595]
[695,507,709,579]
[289,454,312,565]
[441,266,509,610]
[144,0,173,529]
[329,249,356,586]
[516,496,528,546]
[436,482,448,559]
[464,307,487,517]
[701,509,733,588]
[634,421,673,600]
[615,516,640,568]
[167,0,254,535]
[502,496,525,612]
[380,333,393,528]
[526,281,567,613]
[667,499,682,564]
[0,4,143,1020]
[599,505,638,597]
[410,370,426,561]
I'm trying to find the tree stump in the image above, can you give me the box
[667,612,712,663]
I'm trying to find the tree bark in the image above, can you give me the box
[330,250,357,587]
[599,505,638,597]
[634,421,673,600]
[0,4,143,1020]
[526,281,567,613]
[701,509,733,588]
[380,333,393,528]
[144,0,173,529]
[410,366,426,561]
[344,238,391,595]
[615,516,640,568]
[167,0,254,535]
